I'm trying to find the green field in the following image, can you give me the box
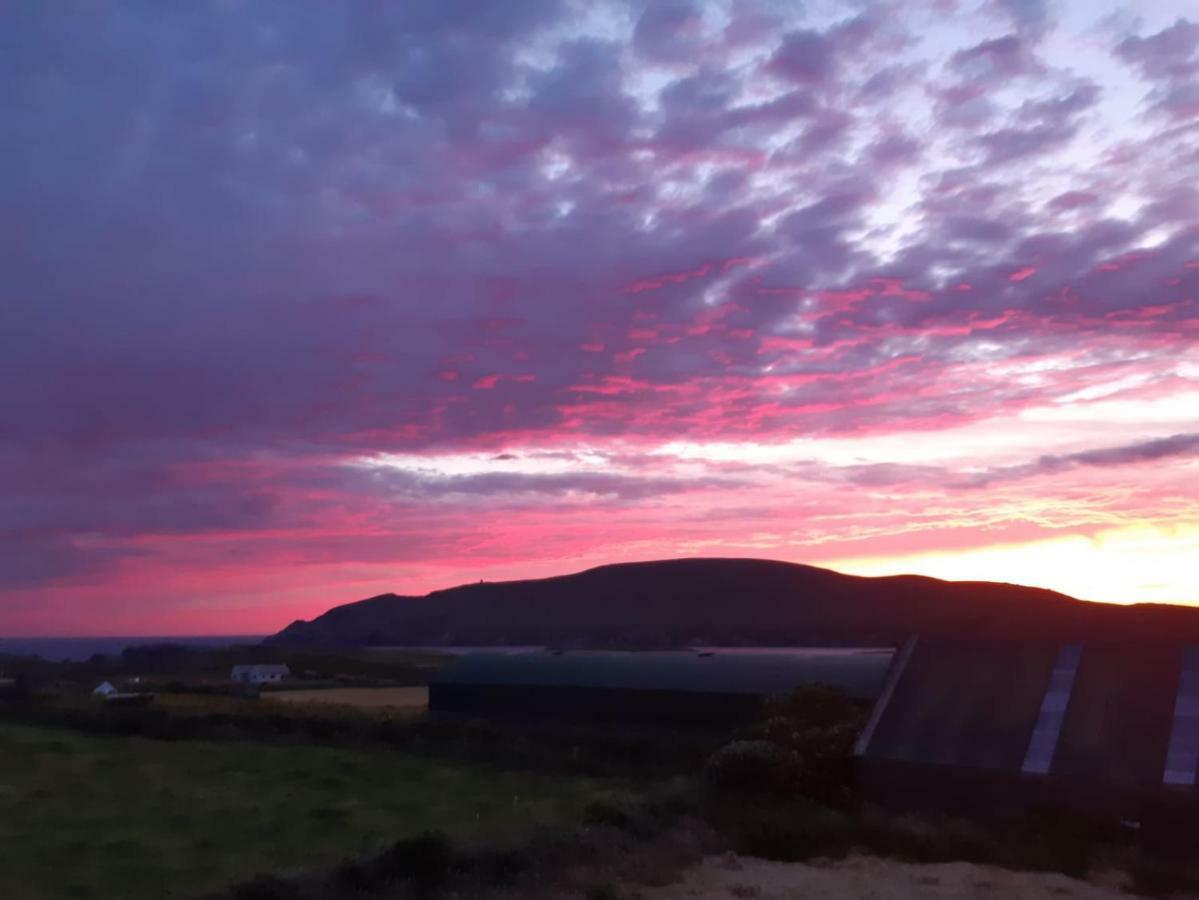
[0,722,611,900]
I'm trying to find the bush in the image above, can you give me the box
[705,686,864,806]
[583,793,640,829]
[706,740,797,794]
[714,798,853,862]
[229,874,302,900]
[642,776,700,821]
[471,845,531,887]
[858,809,991,864]
[372,830,457,895]
[586,883,623,900]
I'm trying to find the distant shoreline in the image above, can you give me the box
[0,635,267,663]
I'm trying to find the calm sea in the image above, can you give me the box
[372,645,894,657]
[0,636,266,662]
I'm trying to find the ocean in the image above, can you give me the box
[0,636,266,662]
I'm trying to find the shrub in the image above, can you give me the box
[229,874,302,900]
[858,809,990,864]
[706,740,797,794]
[472,845,531,887]
[372,830,457,895]
[642,776,700,821]
[586,882,623,900]
[706,686,864,807]
[583,793,639,829]
[715,798,853,862]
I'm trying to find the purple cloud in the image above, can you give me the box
[769,29,839,85]
[1117,19,1199,118]
[956,434,1199,488]
[2,0,1199,627]
[633,1,706,61]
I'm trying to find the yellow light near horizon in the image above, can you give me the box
[820,523,1199,606]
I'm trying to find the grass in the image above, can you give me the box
[267,686,428,710]
[0,722,614,900]
[15,691,724,780]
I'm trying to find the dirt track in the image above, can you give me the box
[642,853,1157,900]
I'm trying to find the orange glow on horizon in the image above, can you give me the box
[821,523,1199,606]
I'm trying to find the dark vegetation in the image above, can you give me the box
[204,684,1199,899]
[0,642,446,695]
[0,721,611,900]
[10,673,1199,898]
[270,557,1199,649]
[212,782,716,900]
[2,689,721,781]
[699,689,1196,894]
[705,687,865,807]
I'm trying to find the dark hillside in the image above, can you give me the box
[268,557,1199,649]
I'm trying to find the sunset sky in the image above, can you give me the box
[3,0,1198,636]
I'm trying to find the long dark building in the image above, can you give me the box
[429,648,894,727]
[856,639,1199,851]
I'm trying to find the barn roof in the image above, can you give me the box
[856,638,1198,791]
[433,648,893,700]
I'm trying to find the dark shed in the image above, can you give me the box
[429,649,893,727]
[856,638,1199,852]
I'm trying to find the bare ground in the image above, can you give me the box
[638,853,1172,900]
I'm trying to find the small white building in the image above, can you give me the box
[230,664,290,685]
[93,681,118,696]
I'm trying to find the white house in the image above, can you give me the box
[230,664,290,684]
[93,681,118,696]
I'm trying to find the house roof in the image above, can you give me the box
[433,648,894,699]
[857,638,1198,791]
[230,664,290,675]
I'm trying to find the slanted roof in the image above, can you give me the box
[857,638,1195,793]
[859,640,1060,770]
[1052,644,1178,789]
[93,681,117,695]
[433,649,893,700]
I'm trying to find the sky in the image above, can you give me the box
[2,0,1198,636]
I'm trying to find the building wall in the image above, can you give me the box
[857,756,1149,821]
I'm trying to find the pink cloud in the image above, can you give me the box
[4,2,1199,633]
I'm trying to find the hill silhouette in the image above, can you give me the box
[267,557,1199,648]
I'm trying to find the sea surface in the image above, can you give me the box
[0,635,266,662]
[372,645,894,656]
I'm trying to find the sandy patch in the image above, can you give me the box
[641,853,1147,900]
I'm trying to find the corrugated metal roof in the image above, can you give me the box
[1051,644,1178,788]
[1021,644,1082,775]
[1164,648,1199,786]
[432,648,894,700]
[861,640,1060,770]
[859,640,1198,791]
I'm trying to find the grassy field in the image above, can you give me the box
[150,690,427,721]
[268,686,429,710]
[0,722,613,900]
